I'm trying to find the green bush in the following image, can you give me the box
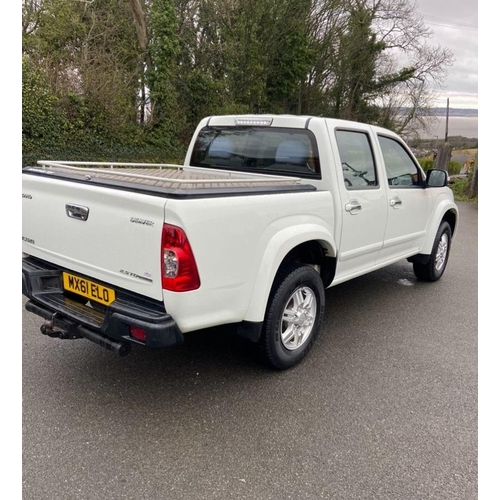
[22,139,184,168]
[448,160,462,175]
[418,158,463,175]
[22,58,185,167]
[418,158,434,172]
[22,58,66,143]
[449,177,469,200]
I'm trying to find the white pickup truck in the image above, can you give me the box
[22,115,458,369]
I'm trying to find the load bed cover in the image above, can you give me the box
[24,161,305,191]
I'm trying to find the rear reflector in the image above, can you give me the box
[130,325,147,343]
[161,224,200,292]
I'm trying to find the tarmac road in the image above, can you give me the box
[22,202,477,500]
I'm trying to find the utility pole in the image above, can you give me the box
[444,97,449,142]
[434,98,452,172]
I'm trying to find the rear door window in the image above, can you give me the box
[335,130,378,189]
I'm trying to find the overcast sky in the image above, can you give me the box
[414,0,478,109]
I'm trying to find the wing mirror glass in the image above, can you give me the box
[426,169,448,188]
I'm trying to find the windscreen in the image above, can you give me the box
[190,126,321,178]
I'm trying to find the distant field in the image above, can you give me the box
[453,148,478,156]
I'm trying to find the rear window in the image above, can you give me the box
[190,126,321,178]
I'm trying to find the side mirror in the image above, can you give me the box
[426,169,448,188]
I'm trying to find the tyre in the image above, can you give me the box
[260,263,325,370]
[413,221,452,282]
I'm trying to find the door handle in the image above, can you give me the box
[345,200,362,214]
[389,197,402,209]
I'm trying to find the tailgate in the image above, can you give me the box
[22,173,167,301]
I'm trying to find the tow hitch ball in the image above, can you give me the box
[40,320,80,340]
[39,319,131,356]
[25,299,131,356]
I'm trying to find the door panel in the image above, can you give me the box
[327,126,388,279]
[375,135,432,263]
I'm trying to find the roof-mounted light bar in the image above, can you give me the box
[234,118,273,126]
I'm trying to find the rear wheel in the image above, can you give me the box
[260,264,325,369]
[413,221,452,282]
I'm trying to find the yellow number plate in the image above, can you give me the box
[62,272,115,306]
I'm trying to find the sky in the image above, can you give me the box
[414,0,478,109]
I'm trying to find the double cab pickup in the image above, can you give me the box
[22,115,458,369]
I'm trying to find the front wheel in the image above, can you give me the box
[260,264,325,370]
[413,221,452,282]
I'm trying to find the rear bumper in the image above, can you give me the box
[22,256,183,349]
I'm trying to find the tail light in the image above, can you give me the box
[161,224,200,292]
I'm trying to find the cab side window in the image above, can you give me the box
[336,130,378,189]
[378,136,423,187]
